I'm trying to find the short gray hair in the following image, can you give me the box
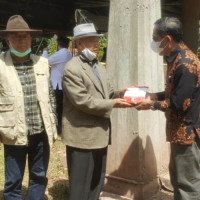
[154,17,183,43]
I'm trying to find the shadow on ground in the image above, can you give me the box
[149,189,173,200]
[48,179,69,200]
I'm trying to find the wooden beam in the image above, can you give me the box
[182,0,200,53]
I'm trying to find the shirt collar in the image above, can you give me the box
[13,59,33,70]
[165,45,180,64]
[79,54,97,66]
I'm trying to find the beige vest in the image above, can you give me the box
[0,51,57,146]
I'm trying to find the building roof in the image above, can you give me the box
[0,0,181,37]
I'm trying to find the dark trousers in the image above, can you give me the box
[3,133,50,200]
[54,88,63,135]
[169,133,200,200]
[66,146,107,200]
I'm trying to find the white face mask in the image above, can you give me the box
[82,48,97,61]
[151,37,166,54]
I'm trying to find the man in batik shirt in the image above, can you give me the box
[135,17,200,200]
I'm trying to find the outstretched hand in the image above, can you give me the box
[43,47,48,51]
[119,88,127,98]
[113,98,133,108]
[133,98,153,110]
[146,92,157,101]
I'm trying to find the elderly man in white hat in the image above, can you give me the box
[0,15,57,200]
[62,23,132,200]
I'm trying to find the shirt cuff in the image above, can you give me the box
[153,101,160,110]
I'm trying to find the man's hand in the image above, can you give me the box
[113,98,133,108]
[133,99,154,110]
[43,47,48,51]
[146,92,157,101]
[119,88,127,98]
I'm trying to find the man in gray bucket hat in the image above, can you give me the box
[62,23,133,200]
[0,15,57,200]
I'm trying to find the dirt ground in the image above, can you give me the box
[149,190,173,200]
[100,189,173,200]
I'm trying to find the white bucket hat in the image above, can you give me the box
[72,23,103,41]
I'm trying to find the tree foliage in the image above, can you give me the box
[31,38,49,55]
[98,34,107,62]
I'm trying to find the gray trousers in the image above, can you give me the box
[66,146,107,200]
[169,134,200,200]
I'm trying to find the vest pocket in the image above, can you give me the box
[0,97,17,141]
[36,73,48,95]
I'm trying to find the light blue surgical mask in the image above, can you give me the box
[82,48,97,61]
[81,43,97,61]
[11,47,31,57]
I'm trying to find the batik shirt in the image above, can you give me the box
[153,43,200,145]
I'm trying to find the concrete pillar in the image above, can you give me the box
[182,0,200,53]
[104,0,169,199]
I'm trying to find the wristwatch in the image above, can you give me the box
[150,103,157,111]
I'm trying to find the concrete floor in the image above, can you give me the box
[100,173,173,200]
[100,190,173,200]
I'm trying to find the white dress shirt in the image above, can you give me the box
[42,48,72,90]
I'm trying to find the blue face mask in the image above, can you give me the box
[11,48,31,57]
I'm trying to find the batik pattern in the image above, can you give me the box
[155,44,200,144]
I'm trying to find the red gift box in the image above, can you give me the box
[123,85,148,103]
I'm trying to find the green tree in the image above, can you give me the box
[98,34,107,61]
